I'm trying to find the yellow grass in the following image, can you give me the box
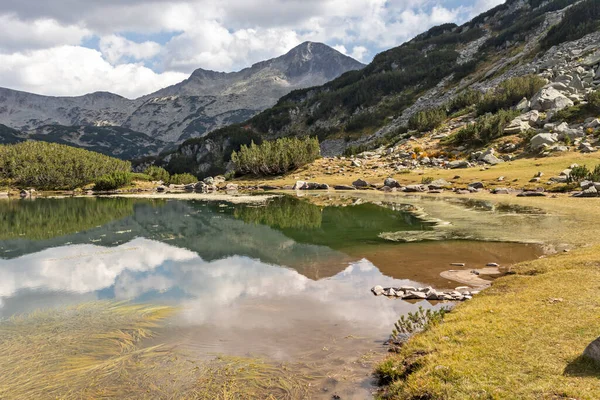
[235,151,600,191]
[0,302,312,399]
[375,245,600,399]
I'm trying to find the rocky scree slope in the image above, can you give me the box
[0,42,364,154]
[157,0,600,178]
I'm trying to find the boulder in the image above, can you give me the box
[583,337,600,364]
[515,97,530,111]
[351,160,362,167]
[352,179,370,188]
[517,191,546,197]
[481,153,504,165]
[404,291,428,300]
[530,133,558,149]
[468,181,485,189]
[530,87,574,111]
[574,186,599,198]
[492,187,510,194]
[225,183,239,191]
[371,285,385,296]
[156,186,166,193]
[304,182,329,190]
[293,181,307,190]
[213,175,226,185]
[404,184,426,193]
[448,160,469,169]
[194,181,209,193]
[585,119,600,129]
[203,177,215,185]
[428,179,450,190]
[580,143,597,153]
[384,177,401,188]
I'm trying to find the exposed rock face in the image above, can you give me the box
[530,87,574,111]
[530,133,559,149]
[0,42,364,152]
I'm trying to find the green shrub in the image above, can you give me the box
[130,173,152,182]
[589,165,600,182]
[421,177,434,184]
[231,136,320,176]
[477,75,546,115]
[93,171,133,191]
[144,166,170,183]
[568,164,600,183]
[568,165,590,183]
[170,173,197,185]
[408,107,447,132]
[0,141,131,190]
[446,89,483,114]
[541,0,600,49]
[454,109,520,146]
[589,90,600,112]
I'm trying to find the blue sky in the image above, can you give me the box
[0,0,502,98]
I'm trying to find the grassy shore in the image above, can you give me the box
[374,244,600,399]
[236,151,600,192]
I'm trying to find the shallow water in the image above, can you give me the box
[0,196,544,398]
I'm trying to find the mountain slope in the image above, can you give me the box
[154,0,600,178]
[0,42,364,150]
[0,124,166,159]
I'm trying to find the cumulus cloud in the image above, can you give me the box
[0,14,90,52]
[0,45,187,98]
[99,35,162,64]
[0,0,499,96]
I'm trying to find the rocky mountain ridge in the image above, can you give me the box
[156,0,600,178]
[0,42,364,153]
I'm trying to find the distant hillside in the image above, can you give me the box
[0,42,364,155]
[152,0,600,178]
[0,124,166,159]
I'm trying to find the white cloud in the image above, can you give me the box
[0,0,500,96]
[0,45,187,98]
[0,14,90,52]
[162,22,303,72]
[99,35,162,64]
[350,45,368,61]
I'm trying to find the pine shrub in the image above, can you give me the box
[0,141,130,190]
[476,75,546,115]
[231,136,320,176]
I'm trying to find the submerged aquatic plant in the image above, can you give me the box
[0,301,312,399]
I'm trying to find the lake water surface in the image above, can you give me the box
[0,195,544,398]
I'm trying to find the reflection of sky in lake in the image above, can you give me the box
[0,238,430,337]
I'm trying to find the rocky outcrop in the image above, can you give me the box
[371,285,479,302]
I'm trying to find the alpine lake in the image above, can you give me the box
[0,192,560,399]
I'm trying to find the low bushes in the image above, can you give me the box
[93,172,132,191]
[0,141,131,190]
[453,109,520,146]
[169,173,197,185]
[476,75,546,115]
[231,136,320,176]
[144,166,170,183]
[408,107,447,132]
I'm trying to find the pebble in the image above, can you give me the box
[450,263,466,267]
